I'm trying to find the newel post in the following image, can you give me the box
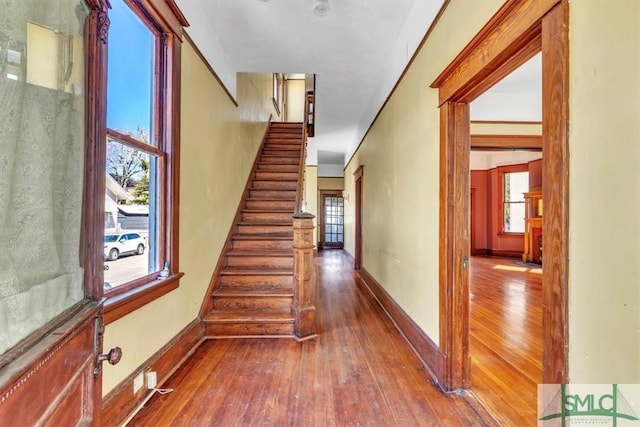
[292,211,317,340]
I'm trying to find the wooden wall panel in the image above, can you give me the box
[0,303,100,426]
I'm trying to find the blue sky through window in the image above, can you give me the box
[107,0,154,140]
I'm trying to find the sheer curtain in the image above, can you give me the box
[0,0,88,354]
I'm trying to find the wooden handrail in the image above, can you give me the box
[294,121,308,214]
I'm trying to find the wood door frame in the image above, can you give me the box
[319,190,345,249]
[431,0,569,390]
[353,166,364,270]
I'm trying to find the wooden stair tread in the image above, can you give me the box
[204,310,294,323]
[214,287,293,297]
[233,234,292,241]
[238,220,292,225]
[242,209,294,213]
[227,250,293,257]
[205,122,304,338]
[235,233,293,239]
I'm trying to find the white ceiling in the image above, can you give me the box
[176,0,541,169]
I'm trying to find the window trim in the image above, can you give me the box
[273,73,281,115]
[498,163,529,236]
[89,0,187,324]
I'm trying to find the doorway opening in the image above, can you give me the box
[430,0,569,403]
[319,191,345,249]
[469,140,544,423]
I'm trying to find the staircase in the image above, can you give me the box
[203,122,305,337]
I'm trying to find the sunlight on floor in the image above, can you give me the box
[493,264,528,272]
[493,264,542,274]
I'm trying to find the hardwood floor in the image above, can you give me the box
[469,256,543,426]
[130,250,492,426]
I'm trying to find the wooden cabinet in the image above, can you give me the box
[522,188,542,263]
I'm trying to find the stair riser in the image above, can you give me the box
[252,181,298,191]
[268,132,301,138]
[204,323,294,337]
[265,141,301,146]
[254,172,298,181]
[219,274,293,288]
[249,190,296,199]
[226,256,293,269]
[260,157,299,164]
[245,200,296,210]
[237,224,292,235]
[231,239,292,251]
[257,164,299,172]
[212,296,293,311]
[264,143,302,150]
[241,212,293,222]
[262,150,300,157]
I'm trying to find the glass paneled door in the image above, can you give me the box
[321,192,344,249]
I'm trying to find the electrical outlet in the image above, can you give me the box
[146,371,157,389]
[133,372,144,393]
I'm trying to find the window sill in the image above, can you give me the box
[103,273,183,325]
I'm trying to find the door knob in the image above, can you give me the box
[97,346,122,365]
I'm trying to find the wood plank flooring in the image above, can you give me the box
[469,256,543,426]
[130,250,492,426]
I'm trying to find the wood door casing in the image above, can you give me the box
[431,0,569,390]
[319,190,345,249]
[354,166,363,270]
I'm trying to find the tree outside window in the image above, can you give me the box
[103,0,166,291]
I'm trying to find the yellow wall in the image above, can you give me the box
[343,0,505,344]
[285,79,306,122]
[318,177,344,191]
[470,121,542,135]
[568,1,640,382]
[102,40,278,395]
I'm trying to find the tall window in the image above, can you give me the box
[503,171,529,233]
[103,0,175,294]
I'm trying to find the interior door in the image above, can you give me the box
[0,0,115,424]
[319,191,345,249]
